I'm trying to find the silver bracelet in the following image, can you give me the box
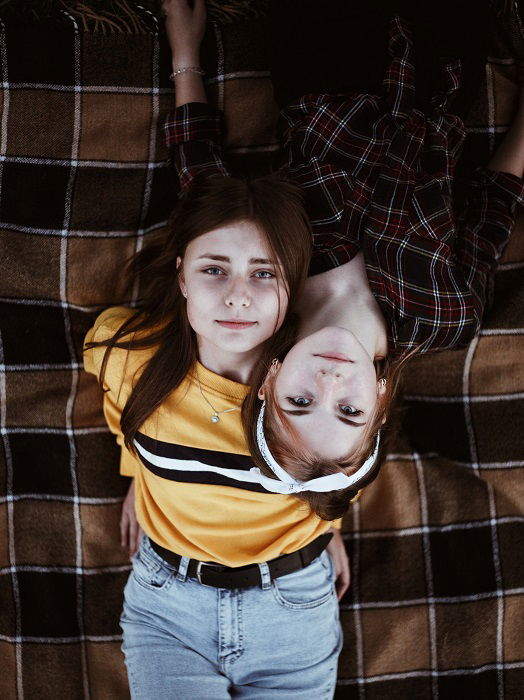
[169,66,205,81]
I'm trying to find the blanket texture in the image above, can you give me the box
[0,1,522,698]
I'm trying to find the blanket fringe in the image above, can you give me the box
[206,0,268,23]
[60,1,152,34]
[0,0,268,29]
[0,0,156,32]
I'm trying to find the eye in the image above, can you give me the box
[203,267,225,275]
[254,270,275,279]
[339,404,363,416]
[287,397,312,407]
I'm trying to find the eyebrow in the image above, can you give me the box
[281,408,367,427]
[197,254,276,265]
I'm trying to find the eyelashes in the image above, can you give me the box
[201,267,276,279]
[287,396,312,407]
[287,396,363,416]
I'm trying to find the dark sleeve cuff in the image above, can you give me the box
[474,167,524,207]
[163,102,223,147]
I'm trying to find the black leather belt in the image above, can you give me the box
[149,532,333,589]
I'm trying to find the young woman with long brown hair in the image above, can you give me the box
[84,3,352,697]
[164,0,524,529]
[84,0,524,696]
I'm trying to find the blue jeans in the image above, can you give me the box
[121,536,343,699]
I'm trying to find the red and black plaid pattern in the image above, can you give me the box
[165,16,524,360]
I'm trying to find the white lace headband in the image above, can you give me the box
[250,401,380,495]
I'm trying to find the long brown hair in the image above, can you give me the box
[87,175,312,451]
[242,354,408,521]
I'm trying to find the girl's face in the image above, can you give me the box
[261,326,385,461]
[178,221,288,364]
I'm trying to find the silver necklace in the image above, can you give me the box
[196,377,240,423]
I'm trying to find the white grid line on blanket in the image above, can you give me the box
[205,70,270,84]
[385,452,523,469]
[404,391,524,402]
[214,24,225,112]
[2,82,171,95]
[350,500,366,700]
[0,363,84,371]
[480,327,524,335]
[60,21,89,696]
[342,515,524,540]
[466,125,512,133]
[341,587,524,610]
[0,565,131,576]
[0,219,167,238]
[0,335,24,696]
[486,62,497,154]
[0,494,124,505]
[2,427,110,435]
[0,154,169,169]
[414,451,439,698]
[0,21,24,698]
[498,260,524,271]
[0,634,123,644]
[0,297,136,312]
[336,661,524,686]
[488,485,505,700]
[463,335,480,472]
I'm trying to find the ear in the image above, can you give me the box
[377,378,387,424]
[176,256,186,297]
[257,359,281,400]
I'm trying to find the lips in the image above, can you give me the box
[216,320,257,330]
[314,352,353,363]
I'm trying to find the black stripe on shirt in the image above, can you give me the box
[135,431,254,472]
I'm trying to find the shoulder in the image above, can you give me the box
[86,306,136,344]
[83,306,155,396]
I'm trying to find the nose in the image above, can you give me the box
[224,278,251,308]
[315,368,343,384]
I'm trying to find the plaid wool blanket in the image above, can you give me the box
[0,1,522,698]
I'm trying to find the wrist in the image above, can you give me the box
[170,66,205,83]
[172,53,200,70]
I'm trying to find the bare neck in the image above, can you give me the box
[296,254,389,360]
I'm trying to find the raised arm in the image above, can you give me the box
[163,0,207,107]
[162,0,230,190]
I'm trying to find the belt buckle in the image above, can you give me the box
[196,561,221,585]
[196,561,206,585]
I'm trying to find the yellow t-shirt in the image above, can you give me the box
[84,306,338,566]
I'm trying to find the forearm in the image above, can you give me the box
[171,44,206,107]
[163,0,207,107]
[173,71,207,107]
[488,100,524,177]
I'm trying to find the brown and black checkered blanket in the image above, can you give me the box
[0,2,522,698]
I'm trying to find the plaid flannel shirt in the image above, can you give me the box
[165,17,524,358]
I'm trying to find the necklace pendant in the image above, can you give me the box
[211,414,219,423]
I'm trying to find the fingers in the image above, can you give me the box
[128,515,140,558]
[335,567,350,601]
[133,526,145,558]
[120,508,129,550]
[194,0,207,22]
